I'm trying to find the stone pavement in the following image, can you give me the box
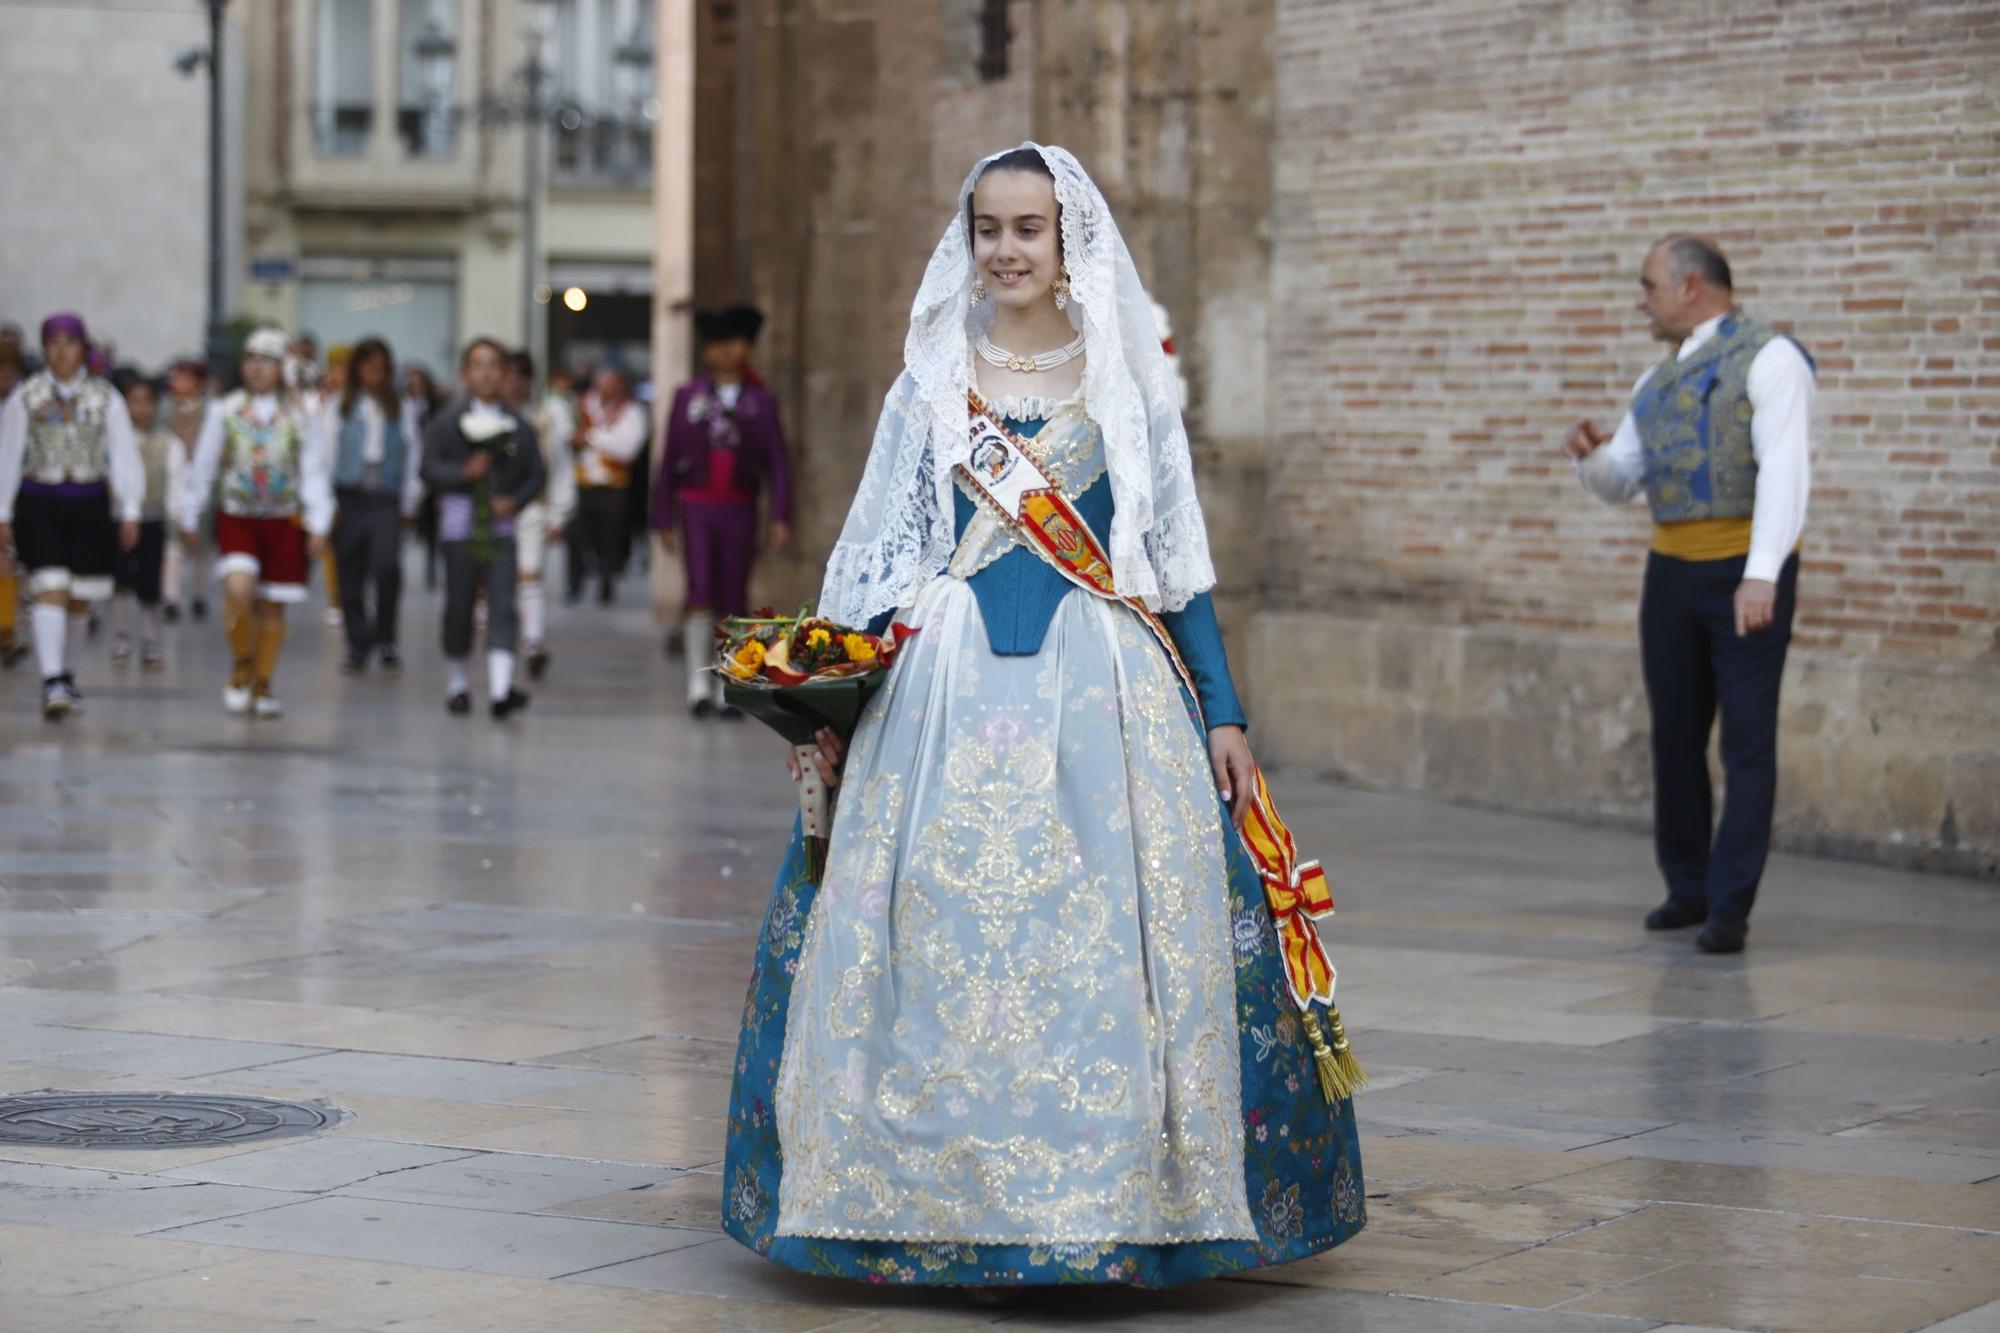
[0,579,1995,1333]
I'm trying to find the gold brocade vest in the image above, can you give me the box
[19,372,115,486]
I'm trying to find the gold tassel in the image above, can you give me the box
[1301,1007,1367,1103]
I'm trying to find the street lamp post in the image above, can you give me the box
[519,48,548,363]
[177,2,231,379]
[205,0,227,379]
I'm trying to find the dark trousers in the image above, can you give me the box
[114,520,167,605]
[333,489,403,658]
[441,538,518,658]
[567,486,628,599]
[1640,550,1799,927]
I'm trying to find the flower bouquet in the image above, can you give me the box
[715,608,914,880]
[456,404,518,565]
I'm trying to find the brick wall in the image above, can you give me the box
[1269,0,1996,656]
[1256,0,1998,875]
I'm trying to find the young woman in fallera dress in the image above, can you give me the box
[721,143,1366,1289]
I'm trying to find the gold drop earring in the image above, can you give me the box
[970,276,988,304]
[1052,266,1072,312]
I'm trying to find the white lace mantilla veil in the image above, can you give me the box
[816,142,1218,626]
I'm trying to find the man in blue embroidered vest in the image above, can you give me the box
[1563,236,1815,955]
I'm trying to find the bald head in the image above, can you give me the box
[1638,234,1737,345]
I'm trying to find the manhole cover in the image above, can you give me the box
[0,1092,342,1148]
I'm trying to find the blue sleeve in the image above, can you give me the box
[1160,591,1248,731]
[865,608,895,638]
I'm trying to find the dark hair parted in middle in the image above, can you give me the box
[341,337,402,421]
[966,147,1060,252]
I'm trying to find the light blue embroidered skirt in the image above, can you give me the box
[722,578,1365,1287]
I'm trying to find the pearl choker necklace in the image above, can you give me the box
[977,332,1086,374]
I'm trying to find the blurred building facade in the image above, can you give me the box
[0,0,247,367]
[237,0,657,380]
[688,0,1997,875]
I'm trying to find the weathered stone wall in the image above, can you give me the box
[0,0,243,366]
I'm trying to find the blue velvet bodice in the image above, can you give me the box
[870,412,1245,730]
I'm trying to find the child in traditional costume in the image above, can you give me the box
[0,314,144,718]
[109,375,181,671]
[179,327,333,719]
[423,338,546,719]
[657,306,793,717]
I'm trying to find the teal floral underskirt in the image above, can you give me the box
[721,802,1367,1289]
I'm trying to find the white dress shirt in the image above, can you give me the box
[1578,312,1815,583]
[0,372,146,524]
[536,393,579,529]
[576,397,647,488]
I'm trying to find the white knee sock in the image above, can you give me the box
[488,649,515,700]
[520,580,546,645]
[33,602,67,679]
[446,658,469,697]
[684,611,714,705]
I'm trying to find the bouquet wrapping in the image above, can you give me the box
[715,609,913,880]
[457,406,515,565]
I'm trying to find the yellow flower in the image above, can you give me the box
[842,633,877,662]
[806,627,832,649]
[723,639,766,679]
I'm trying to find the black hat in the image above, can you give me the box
[697,305,765,344]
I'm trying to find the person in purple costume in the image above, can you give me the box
[655,305,794,717]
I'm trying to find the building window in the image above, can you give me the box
[314,0,376,155]
[398,0,457,157]
[977,0,1009,82]
[549,0,653,186]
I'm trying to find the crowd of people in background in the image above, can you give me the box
[0,306,785,726]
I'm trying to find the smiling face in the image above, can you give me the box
[970,168,1062,311]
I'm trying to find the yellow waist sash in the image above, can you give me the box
[1650,517,1753,562]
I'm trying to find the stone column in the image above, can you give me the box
[649,0,694,623]
[1033,0,1276,663]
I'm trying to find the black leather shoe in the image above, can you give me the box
[491,689,531,720]
[378,646,400,673]
[1645,900,1707,931]
[689,697,716,719]
[1696,922,1747,954]
[446,691,472,716]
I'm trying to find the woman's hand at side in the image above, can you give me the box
[1209,724,1256,827]
[785,727,846,789]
